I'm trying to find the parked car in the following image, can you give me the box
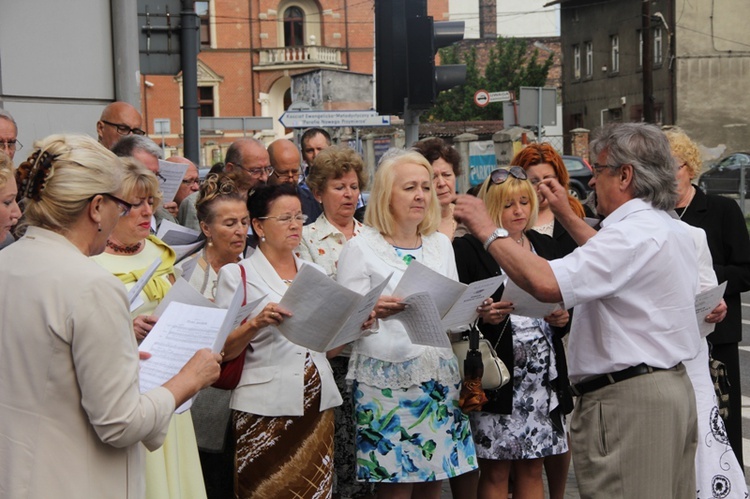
[698,152,750,198]
[562,155,594,199]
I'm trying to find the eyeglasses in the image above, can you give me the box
[490,166,528,185]
[272,168,300,179]
[101,120,146,136]
[258,213,308,225]
[592,163,623,177]
[237,164,274,178]
[181,177,200,186]
[100,193,133,217]
[0,139,22,152]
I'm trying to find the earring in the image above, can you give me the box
[260,235,266,243]
[97,224,102,232]
[207,238,213,247]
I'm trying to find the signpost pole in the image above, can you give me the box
[181,0,200,164]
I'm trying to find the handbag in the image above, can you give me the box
[212,265,248,390]
[453,319,511,391]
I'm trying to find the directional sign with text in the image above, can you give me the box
[279,111,391,129]
[489,91,513,103]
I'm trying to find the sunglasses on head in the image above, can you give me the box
[490,166,527,184]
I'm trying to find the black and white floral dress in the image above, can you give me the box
[470,314,568,460]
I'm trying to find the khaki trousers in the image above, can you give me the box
[571,364,697,499]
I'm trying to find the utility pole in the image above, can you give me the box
[181,0,200,164]
[642,0,655,123]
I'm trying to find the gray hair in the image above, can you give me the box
[590,122,677,211]
[111,134,163,160]
[0,108,18,133]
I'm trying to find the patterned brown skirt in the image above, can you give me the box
[233,355,335,499]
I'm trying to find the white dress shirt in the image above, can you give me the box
[549,198,702,383]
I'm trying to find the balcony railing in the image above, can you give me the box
[256,45,344,68]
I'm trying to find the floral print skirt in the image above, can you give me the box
[470,319,568,461]
[352,376,478,483]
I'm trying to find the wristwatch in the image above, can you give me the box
[483,227,509,251]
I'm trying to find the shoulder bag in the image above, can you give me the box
[212,265,248,390]
[453,319,511,390]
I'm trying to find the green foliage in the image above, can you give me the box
[426,36,555,123]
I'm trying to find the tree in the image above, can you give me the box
[426,36,555,123]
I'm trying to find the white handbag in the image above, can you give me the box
[453,320,511,390]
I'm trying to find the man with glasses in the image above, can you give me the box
[268,139,321,224]
[96,102,145,149]
[455,122,701,499]
[167,156,200,207]
[179,138,271,231]
[0,109,21,161]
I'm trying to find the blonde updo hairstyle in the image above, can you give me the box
[16,134,123,234]
[478,171,539,231]
[306,145,368,198]
[663,128,702,180]
[119,157,163,208]
[195,172,245,225]
[364,149,440,237]
[0,152,13,189]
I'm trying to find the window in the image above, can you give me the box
[654,27,663,65]
[198,86,214,117]
[284,6,305,47]
[573,45,581,79]
[585,42,593,77]
[610,35,619,73]
[196,1,211,49]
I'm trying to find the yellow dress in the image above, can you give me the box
[92,237,208,499]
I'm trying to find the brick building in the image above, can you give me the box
[141,0,448,164]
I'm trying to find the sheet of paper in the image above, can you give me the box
[276,265,362,351]
[326,275,392,351]
[178,255,200,281]
[153,277,217,317]
[392,261,467,317]
[127,257,162,306]
[156,220,202,246]
[695,281,727,337]
[395,292,452,348]
[156,160,188,203]
[501,278,561,318]
[441,275,507,331]
[139,302,227,413]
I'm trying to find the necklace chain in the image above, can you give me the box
[516,234,525,246]
[678,187,696,220]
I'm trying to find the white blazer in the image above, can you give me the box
[215,249,342,417]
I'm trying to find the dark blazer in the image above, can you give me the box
[298,184,323,225]
[453,230,573,417]
[680,187,750,344]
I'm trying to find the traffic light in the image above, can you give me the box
[407,18,466,109]
[375,0,466,115]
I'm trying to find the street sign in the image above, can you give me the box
[519,87,557,127]
[489,91,513,103]
[199,116,274,132]
[279,111,391,129]
[138,0,183,75]
[474,89,490,107]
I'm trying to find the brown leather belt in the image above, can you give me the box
[570,363,673,397]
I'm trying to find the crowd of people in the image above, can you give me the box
[0,101,748,499]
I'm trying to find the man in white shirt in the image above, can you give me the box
[455,122,700,499]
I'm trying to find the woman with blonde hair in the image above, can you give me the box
[337,149,478,498]
[0,152,21,242]
[92,159,208,499]
[453,167,570,499]
[0,134,220,498]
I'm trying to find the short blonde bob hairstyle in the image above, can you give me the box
[119,157,163,207]
[0,152,13,189]
[17,134,123,233]
[663,127,702,180]
[478,170,539,231]
[364,149,440,237]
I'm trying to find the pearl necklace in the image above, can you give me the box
[516,234,525,246]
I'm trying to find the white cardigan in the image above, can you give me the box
[336,226,460,388]
[215,249,342,417]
